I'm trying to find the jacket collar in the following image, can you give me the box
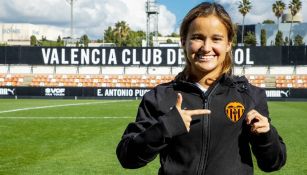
[173,74,249,96]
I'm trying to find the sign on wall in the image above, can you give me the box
[1,87,307,100]
[1,46,306,66]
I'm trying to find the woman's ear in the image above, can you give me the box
[226,42,232,52]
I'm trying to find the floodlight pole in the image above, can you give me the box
[66,0,76,39]
[146,0,159,47]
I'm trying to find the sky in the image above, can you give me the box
[0,0,306,39]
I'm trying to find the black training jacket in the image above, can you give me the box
[116,74,286,175]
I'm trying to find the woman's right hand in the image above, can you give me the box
[176,93,211,132]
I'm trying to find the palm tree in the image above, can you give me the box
[114,21,130,46]
[272,0,286,31]
[238,0,252,45]
[80,34,89,47]
[288,0,302,45]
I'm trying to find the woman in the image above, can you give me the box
[116,2,286,175]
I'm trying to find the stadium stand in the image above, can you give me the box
[25,66,176,88]
[1,65,307,89]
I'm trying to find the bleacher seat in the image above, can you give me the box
[246,75,266,88]
[0,74,25,87]
[275,75,307,88]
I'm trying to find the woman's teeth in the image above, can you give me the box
[198,55,215,61]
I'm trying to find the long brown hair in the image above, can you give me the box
[176,2,235,81]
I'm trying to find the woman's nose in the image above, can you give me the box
[200,40,212,52]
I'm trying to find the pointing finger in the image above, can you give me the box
[187,109,211,116]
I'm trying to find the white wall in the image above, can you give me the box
[32,66,54,74]
[10,65,32,74]
[79,66,100,74]
[101,67,124,75]
[55,66,78,74]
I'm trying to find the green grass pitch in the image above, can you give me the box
[0,99,306,175]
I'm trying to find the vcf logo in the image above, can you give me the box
[225,102,245,122]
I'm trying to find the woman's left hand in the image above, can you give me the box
[246,109,270,134]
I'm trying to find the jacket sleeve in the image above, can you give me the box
[248,87,287,172]
[116,88,187,169]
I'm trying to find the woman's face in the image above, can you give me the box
[184,15,231,77]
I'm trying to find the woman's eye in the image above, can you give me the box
[191,36,201,40]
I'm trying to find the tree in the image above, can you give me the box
[104,26,115,43]
[294,34,304,46]
[288,0,302,45]
[103,22,146,47]
[262,19,275,24]
[244,31,256,46]
[238,0,252,44]
[272,0,286,31]
[260,29,266,46]
[41,36,47,41]
[126,30,146,47]
[166,39,173,43]
[57,36,64,46]
[275,31,284,46]
[80,34,90,47]
[133,30,146,46]
[169,32,179,37]
[57,36,61,43]
[30,35,37,46]
[149,32,162,47]
[113,21,130,46]
[232,24,238,47]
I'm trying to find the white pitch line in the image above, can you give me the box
[0,100,132,114]
[0,116,134,119]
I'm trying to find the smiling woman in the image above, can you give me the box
[116,2,286,175]
[182,15,232,87]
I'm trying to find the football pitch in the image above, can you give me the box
[0,99,306,175]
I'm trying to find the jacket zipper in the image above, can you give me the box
[197,83,220,175]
